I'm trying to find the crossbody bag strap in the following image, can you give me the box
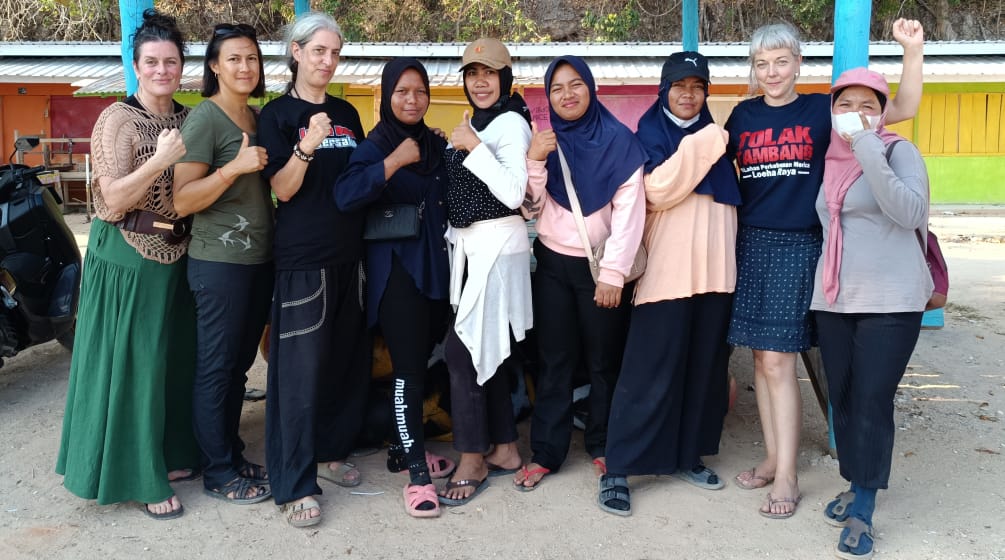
[885,139,928,256]
[556,145,599,269]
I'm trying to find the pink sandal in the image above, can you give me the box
[403,483,441,518]
[425,451,456,480]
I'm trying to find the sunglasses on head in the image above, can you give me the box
[213,23,257,39]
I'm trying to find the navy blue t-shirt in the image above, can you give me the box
[258,94,366,269]
[725,93,831,230]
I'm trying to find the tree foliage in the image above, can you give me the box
[1,0,1002,42]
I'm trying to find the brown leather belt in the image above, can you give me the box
[113,210,192,245]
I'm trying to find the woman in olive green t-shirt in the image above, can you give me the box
[173,23,274,506]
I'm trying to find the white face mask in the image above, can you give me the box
[831,111,881,136]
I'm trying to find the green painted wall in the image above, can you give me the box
[926,155,1005,203]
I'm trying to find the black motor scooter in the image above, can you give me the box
[0,163,81,367]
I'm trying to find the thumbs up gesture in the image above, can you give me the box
[230,131,268,176]
[527,120,556,161]
[450,110,481,153]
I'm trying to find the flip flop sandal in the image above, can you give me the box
[758,492,802,519]
[592,458,607,476]
[437,477,489,506]
[204,476,272,505]
[317,462,362,487]
[403,483,441,518]
[836,518,875,559]
[143,498,184,520]
[513,465,550,492]
[168,468,202,483]
[485,462,520,478]
[825,491,856,527]
[597,475,631,516]
[734,466,773,490]
[282,497,322,528]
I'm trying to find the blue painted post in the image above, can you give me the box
[682,0,699,51]
[832,0,871,79]
[118,0,153,96]
[295,0,311,16]
[826,0,873,456]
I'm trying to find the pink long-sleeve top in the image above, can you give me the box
[634,124,737,305]
[525,158,645,288]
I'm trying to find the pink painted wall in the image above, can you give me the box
[523,85,657,131]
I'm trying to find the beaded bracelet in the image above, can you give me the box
[292,142,315,162]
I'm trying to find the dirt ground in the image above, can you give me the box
[0,206,1002,560]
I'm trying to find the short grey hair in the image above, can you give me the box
[747,22,802,94]
[283,11,344,93]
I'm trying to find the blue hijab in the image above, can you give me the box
[544,56,647,216]
[635,68,741,206]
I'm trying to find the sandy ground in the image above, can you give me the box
[0,207,1002,560]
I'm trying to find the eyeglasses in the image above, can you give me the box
[213,23,257,39]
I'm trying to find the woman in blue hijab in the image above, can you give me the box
[513,55,647,490]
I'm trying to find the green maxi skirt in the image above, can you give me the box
[56,219,199,505]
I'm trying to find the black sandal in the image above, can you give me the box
[597,474,632,516]
[237,461,268,484]
[204,476,271,505]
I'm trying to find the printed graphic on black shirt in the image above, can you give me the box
[736,125,815,180]
[298,125,358,150]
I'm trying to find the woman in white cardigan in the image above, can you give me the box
[437,38,533,506]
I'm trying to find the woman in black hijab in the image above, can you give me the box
[336,58,453,518]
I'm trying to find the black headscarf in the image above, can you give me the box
[366,57,444,176]
[462,66,532,131]
[635,53,741,206]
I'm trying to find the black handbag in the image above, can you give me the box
[362,202,423,241]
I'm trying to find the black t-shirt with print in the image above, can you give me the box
[259,94,366,269]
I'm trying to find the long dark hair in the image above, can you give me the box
[131,9,185,66]
[201,23,266,98]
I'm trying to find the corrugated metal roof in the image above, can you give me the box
[0,57,123,83]
[3,41,1004,95]
[62,55,1005,95]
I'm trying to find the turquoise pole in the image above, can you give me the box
[682,0,699,51]
[294,0,311,16]
[119,0,154,96]
[827,0,873,456]
[833,0,871,76]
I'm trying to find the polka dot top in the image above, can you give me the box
[445,147,519,228]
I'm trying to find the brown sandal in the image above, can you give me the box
[734,466,773,490]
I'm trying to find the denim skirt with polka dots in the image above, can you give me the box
[727,225,822,353]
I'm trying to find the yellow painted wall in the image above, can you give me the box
[344,85,470,134]
[915,93,1005,155]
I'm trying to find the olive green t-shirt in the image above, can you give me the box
[179,100,274,265]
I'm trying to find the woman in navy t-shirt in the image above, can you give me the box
[725,19,924,521]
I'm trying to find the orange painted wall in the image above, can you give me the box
[1,96,51,165]
[0,84,77,164]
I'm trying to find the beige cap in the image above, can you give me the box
[460,38,512,70]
